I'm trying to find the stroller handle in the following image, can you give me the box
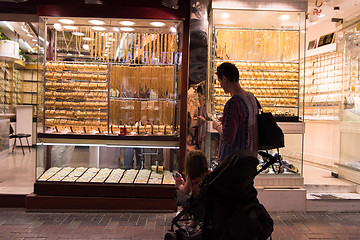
[257,151,278,175]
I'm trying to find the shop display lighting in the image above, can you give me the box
[72,32,85,36]
[63,25,78,30]
[92,26,106,31]
[83,44,90,50]
[169,26,176,33]
[24,41,34,52]
[54,23,63,31]
[120,21,135,26]
[279,14,290,21]
[113,27,120,32]
[21,25,29,33]
[150,22,165,27]
[120,27,134,31]
[89,20,105,25]
[221,12,230,19]
[83,37,93,41]
[3,21,14,31]
[59,19,75,24]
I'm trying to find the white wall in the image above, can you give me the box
[303,121,340,169]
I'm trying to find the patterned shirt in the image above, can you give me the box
[218,92,258,162]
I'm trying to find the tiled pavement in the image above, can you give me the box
[0,209,359,240]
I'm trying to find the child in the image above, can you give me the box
[175,150,209,227]
[176,150,209,197]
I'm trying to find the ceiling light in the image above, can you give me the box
[279,14,291,21]
[221,13,230,19]
[72,32,85,36]
[120,27,134,31]
[63,25,78,30]
[32,39,37,42]
[83,37,93,41]
[67,53,73,56]
[113,27,120,32]
[3,21,14,32]
[27,33,34,37]
[89,20,105,25]
[169,27,176,33]
[59,19,75,24]
[21,25,29,33]
[92,26,106,31]
[120,21,135,26]
[150,22,165,27]
[24,41,34,53]
[54,23,63,31]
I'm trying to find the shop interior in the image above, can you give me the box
[0,0,359,205]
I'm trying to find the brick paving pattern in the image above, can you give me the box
[0,209,359,239]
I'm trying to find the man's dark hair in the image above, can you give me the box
[216,62,239,82]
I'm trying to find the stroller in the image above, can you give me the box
[165,151,276,240]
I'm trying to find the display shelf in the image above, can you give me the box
[211,38,300,119]
[302,51,343,120]
[37,167,175,185]
[44,61,109,133]
[37,133,179,147]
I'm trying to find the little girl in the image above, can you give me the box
[176,150,209,197]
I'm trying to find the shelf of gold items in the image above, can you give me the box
[37,167,175,185]
[215,28,299,62]
[108,64,178,135]
[302,52,343,120]
[44,61,108,134]
[213,60,299,120]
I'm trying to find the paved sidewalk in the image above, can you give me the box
[0,209,359,239]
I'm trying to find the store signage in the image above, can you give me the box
[317,32,335,47]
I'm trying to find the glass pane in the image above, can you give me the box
[41,17,182,136]
[36,144,179,185]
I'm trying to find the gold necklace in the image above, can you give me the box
[62,31,74,52]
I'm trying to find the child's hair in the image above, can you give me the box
[185,150,208,180]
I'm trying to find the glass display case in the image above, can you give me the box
[338,23,360,184]
[210,10,304,122]
[32,16,184,210]
[206,9,305,184]
[302,51,343,121]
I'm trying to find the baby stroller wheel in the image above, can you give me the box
[164,231,177,240]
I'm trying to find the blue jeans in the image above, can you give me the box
[124,148,142,169]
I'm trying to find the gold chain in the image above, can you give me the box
[62,31,74,52]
